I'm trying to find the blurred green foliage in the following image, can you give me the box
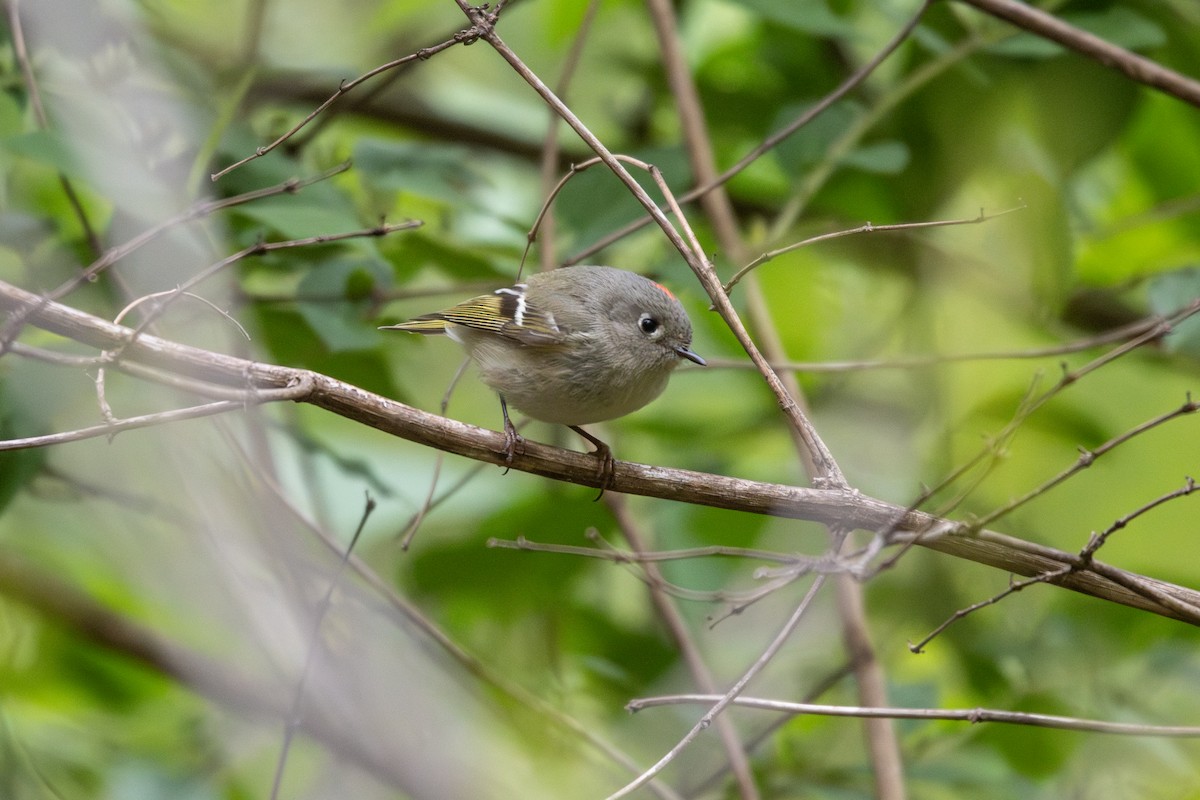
[1,0,1199,797]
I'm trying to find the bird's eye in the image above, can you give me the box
[638,314,660,335]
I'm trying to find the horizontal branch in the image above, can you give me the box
[2,277,1199,625]
[629,694,1200,738]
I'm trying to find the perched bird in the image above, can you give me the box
[381,265,705,485]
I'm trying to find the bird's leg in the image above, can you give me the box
[569,425,614,500]
[499,395,524,471]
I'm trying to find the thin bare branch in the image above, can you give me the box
[463,5,844,488]
[0,379,311,452]
[487,536,799,565]
[605,493,759,800]
[566,0,934,265]
[212,30,485,181]
[723,205,1026,294]
[0,164,354,353]
[700,312,1178,372]
[6,0,102,255]
[605,577,826,800]
[915,476,1200,650]
[976,396,1199,529]
[629,695,1200,738]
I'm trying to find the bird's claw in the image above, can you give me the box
[502,420,525,473]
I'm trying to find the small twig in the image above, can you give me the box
[0,164,354,353]
[685,661,856,795]
[492,530,802,606]
[0,378,313,452]
[212,29,485,181]
[604,576,826,800]
[699,312,1178,372]
[910,568,1071,653]
[398,357,470,550]
[566,0,934,265]
[975,395,1200,529]
[628,694,1200,738]
[103,220,421,367]
[522,155,617,273]
[487,536,799,565]
[269,492,376,800]
[913,476,1200,651]
[723,205,1027,294]
[6,0,102,256]
[1082,476,1198,562]
[96,290,252,422]
[899,300,1198,537]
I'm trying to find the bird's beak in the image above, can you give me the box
[675,345,706,366]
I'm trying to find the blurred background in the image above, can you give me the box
[1,0,1199,797]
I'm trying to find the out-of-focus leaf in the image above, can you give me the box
[772,100,862,174]
[406,492,604,615]
[229,191,365,241]
[0,131,81,174]
[0,91,25,137]
[1148,267,1200,358]
[976,692,1078,778]
[354,138,490,206]
[386,231,511,283]
[554,145,693,249]
[843,141,911,175]
[254,306,402,398]
[0,382,46,513]
[727,0,857,37]
[295,255,392,352]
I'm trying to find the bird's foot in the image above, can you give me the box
[502,418,526,473]
[570,426,615,500]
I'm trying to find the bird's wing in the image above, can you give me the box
[384,287,565,346]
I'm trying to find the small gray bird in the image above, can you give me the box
[381,265,705,482]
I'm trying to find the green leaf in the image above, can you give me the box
[254,306,402,399]
[0,91,25,137]
[726,0,857,37]
[386,231,511,283]
[0,381,46,514]
[977,692,1078,778]
[1148,267,1200,358]
[407,492,604,615]
[230,191,365,241]
[843,140,911,175]
[295,255,392,352]
[354,138,490,206]
[771,100,862,173]
[0,131,81,174]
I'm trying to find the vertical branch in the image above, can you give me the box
[605,494,761,800]
[607,577,827,800]
[6,0,103,256]
[459,4,841,483]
